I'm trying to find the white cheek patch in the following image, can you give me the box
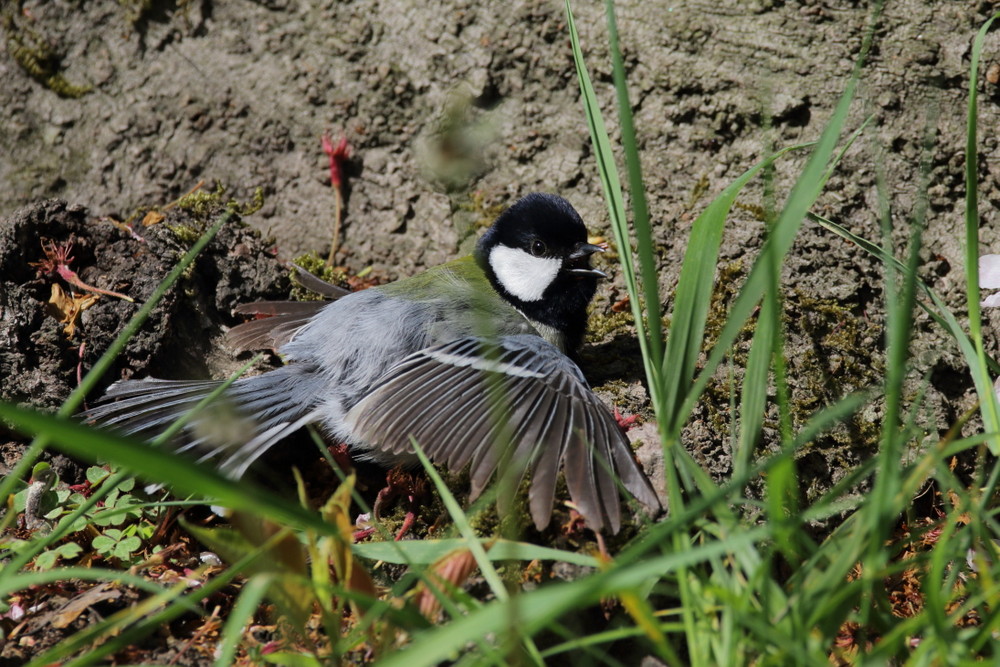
[489,244,561,302]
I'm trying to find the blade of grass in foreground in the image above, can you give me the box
[214,575,275,667]
[352,538,599,567]
[0,210,233,527]
[2,353,265,575]
[678,4,879,426]
[566,0,660,405]
[0,403,339,538]
[964,11,1000,455]
[408,437,541,667]
[377,525,768,667]
[601,0,663,383]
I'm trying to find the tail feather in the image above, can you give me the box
[81,366,318,478]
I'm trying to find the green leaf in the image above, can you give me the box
[115,478,136,493]
[56,542,82,559]
[12,488,28,513]
[92,535,115,552]
[87,466,111,485]
[34,551,58,570]
[120,536,141,553]
[114,537,141,560]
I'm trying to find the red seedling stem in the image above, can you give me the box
[33,238,134,302]
[322,132,351,266]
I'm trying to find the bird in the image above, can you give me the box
[84,193,660,533]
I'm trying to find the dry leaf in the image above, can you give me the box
[45,283,99,337]
[141,210,165,226]
[48,583,121,629]
[413,546,486,622]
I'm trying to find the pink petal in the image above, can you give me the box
[982,292,1000,308]
[980,254,1000,289]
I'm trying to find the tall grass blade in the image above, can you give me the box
[0,402,340,538]
[964,12,1000,455]
[565,0,660,407]
[602,0,664,379]
[679,5,879,424]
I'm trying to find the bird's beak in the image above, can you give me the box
[565,243,608,278]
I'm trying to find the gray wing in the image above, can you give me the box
[81,366,323,479]
[225,266,350,352]
[344,335,660,534]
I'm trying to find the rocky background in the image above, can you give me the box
[4,0,1000,505]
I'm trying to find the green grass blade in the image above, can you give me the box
[565,0,660,405]
[662,144,808,440]
[964,11,1000,455]
[215,574,275,667]
[377,526,768,667]
[679,5,878,425]
[0,566,182,600]
[602,0,663,376]
[408,441,506,602]
[810,211,999,374]
[0,403,339,538]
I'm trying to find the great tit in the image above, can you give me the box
[85,193,661,533]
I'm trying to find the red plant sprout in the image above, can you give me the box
[322,132,351,265]
[32,238,134,302]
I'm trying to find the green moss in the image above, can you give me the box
[175,183,264,219]
[166,224,202,245]
[734,201,768,222]
[686,173,711,210]
[786,290,884,449]
[165,184,264,243]
[701,259,754,357]
[118,0,154,25]
[120,0,196,26]
[696,258,885,467]
[585,309,634,344]
[458,191,506,232]
[2,9,91,98]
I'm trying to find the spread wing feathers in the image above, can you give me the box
[227,301,327,351]
[80,366,317,478]
[226,265,350,352]
[345,335,659,533]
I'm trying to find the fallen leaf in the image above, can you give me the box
[141,210,165,226]
[49,583,121,629]
[45,283,100,337]
[412,545,488,622]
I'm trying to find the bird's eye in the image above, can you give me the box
[530,239,547,257]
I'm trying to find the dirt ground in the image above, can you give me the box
[3,1,1000,531]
